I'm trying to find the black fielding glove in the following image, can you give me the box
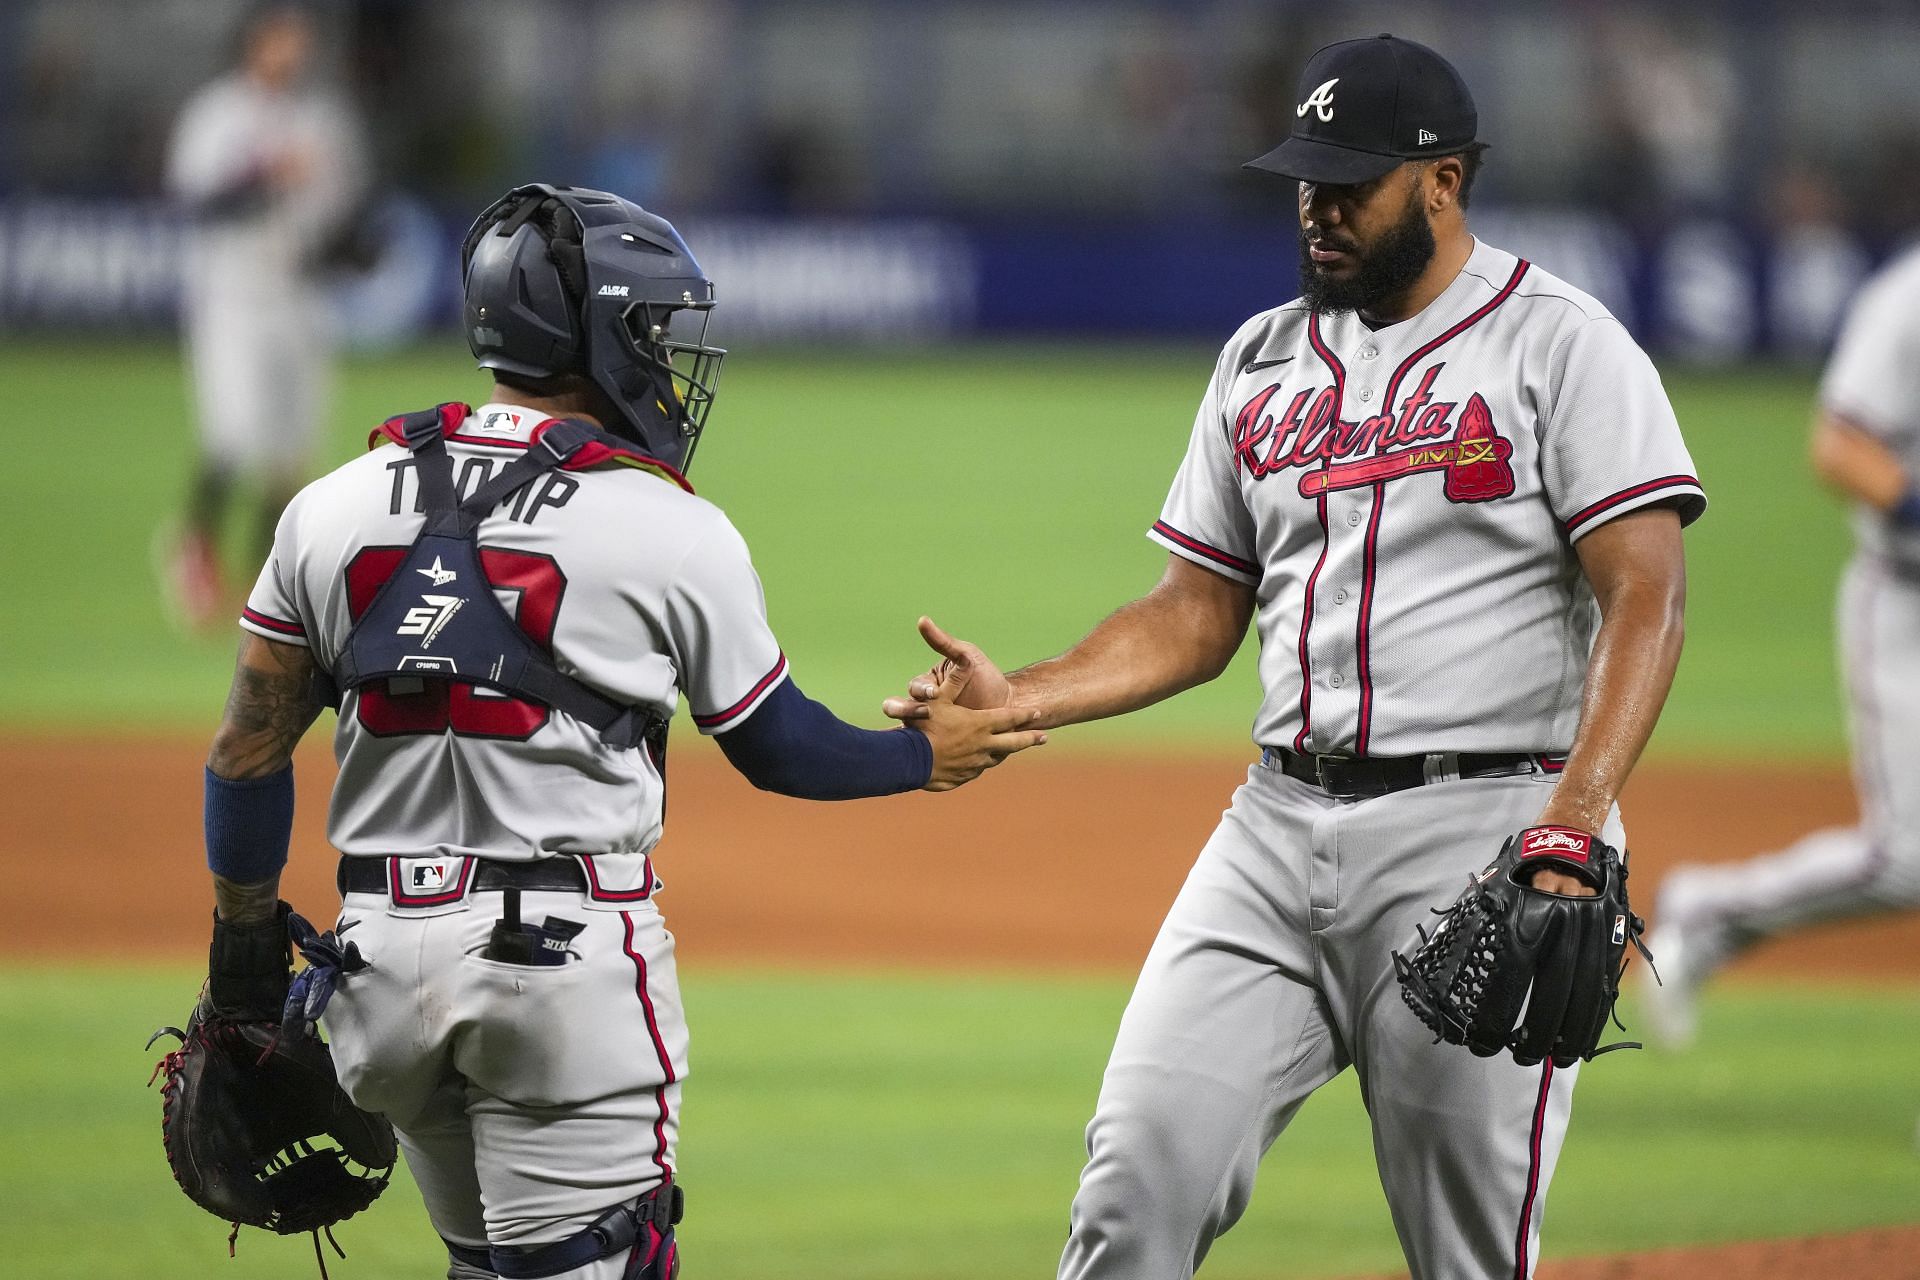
[1392,826,1653,1068]
[150,906,396,1254]
[207,900,295,1021]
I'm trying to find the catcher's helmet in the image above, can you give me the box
[461,183,725,472]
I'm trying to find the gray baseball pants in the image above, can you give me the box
[1059,756,1626,1280]
[326,886,686,1279]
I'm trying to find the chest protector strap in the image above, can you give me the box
[327,409,661,751]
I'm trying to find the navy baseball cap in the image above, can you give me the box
[1246,34,1479,185]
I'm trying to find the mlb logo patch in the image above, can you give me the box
[385,855,468,905]
[1611,915,1627,945]
[387,855,474,911]
[475,410,523,434]
[407,858,456,891]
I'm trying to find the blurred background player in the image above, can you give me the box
[1645,244,1920,1047]
[162,1,368,628]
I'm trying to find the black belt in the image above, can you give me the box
[338,856,589,896]
[1262,747,1556,799]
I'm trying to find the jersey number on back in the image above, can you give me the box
[344,546,566,739]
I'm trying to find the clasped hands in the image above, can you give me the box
[887,617,1043,792]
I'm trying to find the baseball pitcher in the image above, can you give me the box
[183,183,1044,1280]
[889,35,1703,1280]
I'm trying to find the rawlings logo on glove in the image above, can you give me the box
[1518,825,1592,864]
[1392,829,1655,1068]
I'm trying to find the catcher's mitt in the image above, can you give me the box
[1392,826,1654,1068]
[147,905,395,1273]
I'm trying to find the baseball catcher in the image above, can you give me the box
[147,903,395,1275]
[1393,826,1654,1068]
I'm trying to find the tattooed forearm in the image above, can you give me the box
[213,872,285,925]
[208,634,324,780]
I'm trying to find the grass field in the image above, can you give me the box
[2,967,1915,1280]
[1,341,1911,1278]
[0,339,1852,755]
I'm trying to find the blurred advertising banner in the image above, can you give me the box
[0,200,184,327]
[684,219,976,344]
[0,197,1901,359]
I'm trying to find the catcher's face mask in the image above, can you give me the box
[613,298,725,474]
[462,182,727,474]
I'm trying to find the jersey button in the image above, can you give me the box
[1360,346,1378,359]
[1358,387,1373,401]
[1330,673,1344,687]
[1334,588,1349,604]
[1346,511,1362,527]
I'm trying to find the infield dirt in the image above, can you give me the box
[7,736,1917,978]
[9,736,1917,1280]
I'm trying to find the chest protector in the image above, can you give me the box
[326,406,664,752]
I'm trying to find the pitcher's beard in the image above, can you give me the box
[1298,197,1438,317]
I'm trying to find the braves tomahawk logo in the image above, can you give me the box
[1231,362,1516,504]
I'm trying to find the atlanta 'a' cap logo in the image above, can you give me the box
[1296,78,1339,123]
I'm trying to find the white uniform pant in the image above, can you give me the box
[1663,555,1920,968]
[324,887,686,1278]
[1059,759,1625,1280]
[182,276,330,473]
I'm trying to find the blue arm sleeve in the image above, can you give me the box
[204,765,295,882]
[715,677,933,799]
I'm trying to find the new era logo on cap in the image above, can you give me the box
[1246,34,1480,185]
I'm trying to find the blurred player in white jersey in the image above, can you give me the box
[163,2,368,628]
[1646,245,1920,1046]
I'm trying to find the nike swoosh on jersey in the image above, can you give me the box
[1242,356,1296,373]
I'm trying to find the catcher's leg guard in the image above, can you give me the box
[488,1182,683,1280]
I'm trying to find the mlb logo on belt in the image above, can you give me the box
[391,856,473,906]
[410,860,455,891]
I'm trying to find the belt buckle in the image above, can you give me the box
[1313,754,1359,799]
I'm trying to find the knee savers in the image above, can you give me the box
[455,1181,683,1279]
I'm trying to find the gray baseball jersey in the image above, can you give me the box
[168,73,365,284]
[1651,244,1920,1019]
[167,73,366,464]
[241,403,791,888]
[1150,238,1704,755]
[244,402,793,1266]
[1062,239,1704,1280]
[1821,243,1920,565]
